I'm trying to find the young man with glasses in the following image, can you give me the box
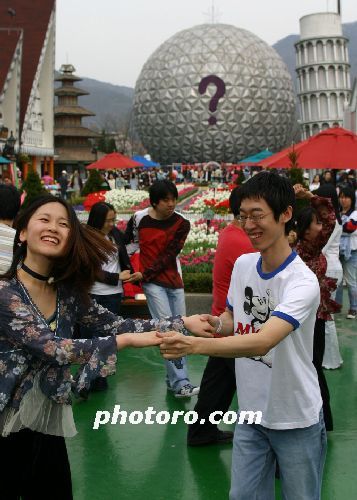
[160,171,326,500]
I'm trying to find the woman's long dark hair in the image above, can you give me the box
[87,202,115,230]
[295,206,318,241]
[0,195,115,300]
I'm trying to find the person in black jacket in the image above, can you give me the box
[87,201,142,314]
[84,201,142,392]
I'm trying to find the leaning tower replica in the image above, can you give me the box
[295,11,351,139]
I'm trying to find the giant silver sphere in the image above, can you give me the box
[133,24,296,164]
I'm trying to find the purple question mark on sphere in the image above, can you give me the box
[198,75,226,125]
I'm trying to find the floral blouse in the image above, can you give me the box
[0,278,183,412]
[296,196,341,321]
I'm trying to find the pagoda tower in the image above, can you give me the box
[54,64,99,177]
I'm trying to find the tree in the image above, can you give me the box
[287,149,305,186]
[287,148,308,213]
[81,169,108,196]
[21,167,46,209]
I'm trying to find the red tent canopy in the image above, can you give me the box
[86,152,143,170]
[258,127,357,170]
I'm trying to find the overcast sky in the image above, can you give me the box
[56,0,356,88]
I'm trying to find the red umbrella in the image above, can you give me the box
[258,127,357,170]
[86,152,144,170]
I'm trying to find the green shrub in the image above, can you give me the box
[69,195,85,206]
[21,168,46,209]
[82,169,109,196]
[183,272,212,293]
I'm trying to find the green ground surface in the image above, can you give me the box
[67,307,357,500]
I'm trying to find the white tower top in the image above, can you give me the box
[300,12,343,40]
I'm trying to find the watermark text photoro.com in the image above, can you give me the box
[93,405,262,429]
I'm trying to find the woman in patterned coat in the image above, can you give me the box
[0,195,204,499]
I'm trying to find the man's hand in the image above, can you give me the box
[158,331,196,358]
[182,314,215,337]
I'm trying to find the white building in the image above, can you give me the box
[295,12,351,139]
[343,78,357,133]
[0,0,56,179]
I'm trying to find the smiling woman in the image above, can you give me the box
[0,195,196,499]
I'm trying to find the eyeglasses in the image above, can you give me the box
[235,212,272,224]
[105,218,116,223]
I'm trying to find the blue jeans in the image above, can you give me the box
[230,410,327,500]
[142,283,190,392]
[336,250,357,311]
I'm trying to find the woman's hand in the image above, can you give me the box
[182,314,215,337]
[119,270,131,281]
[116,332,162,350]
[293,184,313,199]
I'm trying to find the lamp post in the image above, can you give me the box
[2,131,21,187]
[2,130,16,159]
[203,207,215,235]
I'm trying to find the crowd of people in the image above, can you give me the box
[0,168,356,499]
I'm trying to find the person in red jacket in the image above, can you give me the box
[126,180,199,398]
[188,187,256,446]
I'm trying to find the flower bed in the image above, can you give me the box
[181,188,231,214]
[83,191,107,211]
[105,189,149,212]
[82,184,198,213]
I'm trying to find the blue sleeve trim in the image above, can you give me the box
[226,298,233,311]
[271,311,300,331]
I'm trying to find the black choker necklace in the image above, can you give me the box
[21,263,54,284]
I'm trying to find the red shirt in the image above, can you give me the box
[139,212,190,289]
[212,223,256,316]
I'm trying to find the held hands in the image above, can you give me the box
[119,270,131,281]
[158,331,195,359]
[182,314,216,337]
[125,271,143,283]
[119,270,143,283]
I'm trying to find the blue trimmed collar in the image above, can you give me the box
[257,251,298,280]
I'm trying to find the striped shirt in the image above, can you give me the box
[0,223,15,273]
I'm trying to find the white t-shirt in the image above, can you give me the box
[227,251,322,430]
[0,224,15,274]
[322,221,343,276]
[90,245,123,296]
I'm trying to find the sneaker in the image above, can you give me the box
[188,429,234,447]
[346,310,356,319]
[175,384,200,398]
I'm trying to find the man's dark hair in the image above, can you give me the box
[87,202,115,230]
[0,185,21,221]
[235,171,295,234]
[229,187,240,216]
[149,180,178,207]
